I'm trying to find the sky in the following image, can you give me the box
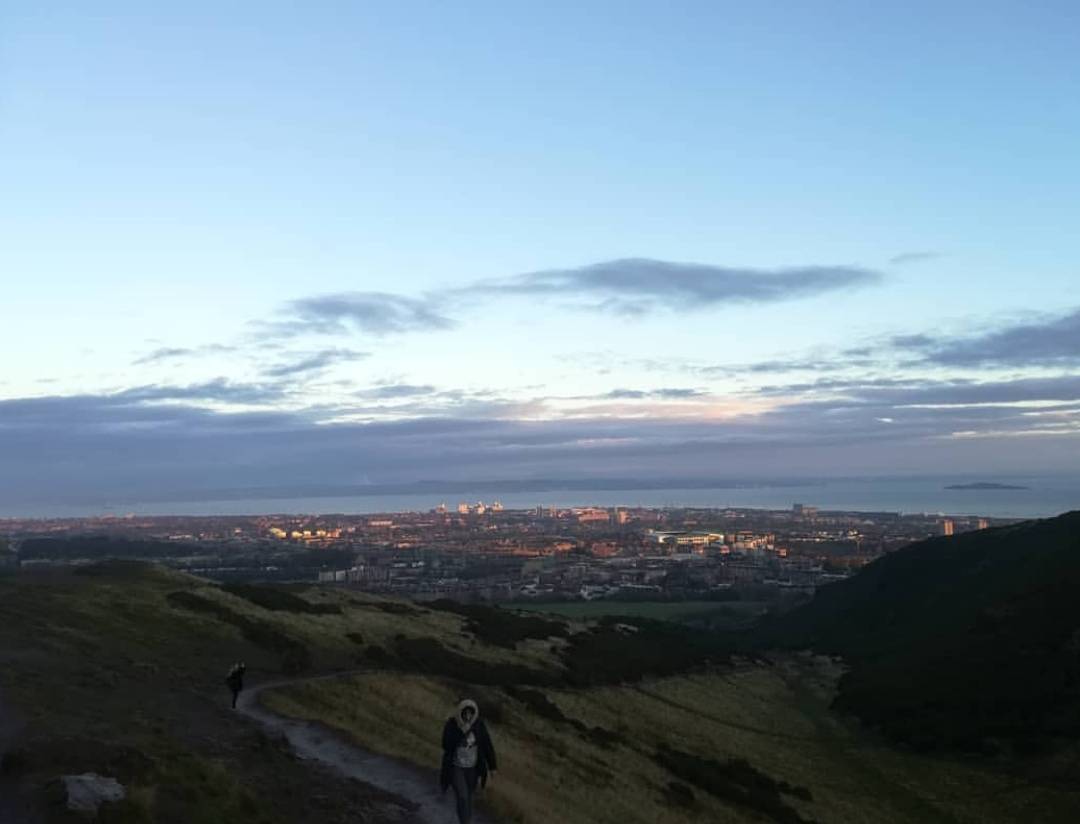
[2,1,1080,509]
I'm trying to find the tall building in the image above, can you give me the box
[977,518,989,530]
[941,518,954,536]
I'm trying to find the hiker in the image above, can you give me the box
[225,661,246,709]
[440,698,497,824]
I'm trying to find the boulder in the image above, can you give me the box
[61,773,126,815]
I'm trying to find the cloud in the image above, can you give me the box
[601,387,707,400]
[257,292,455,339]
[115,379,288,406]
[2,377,1078,509]
[353,383,438,400]
[455,258,882,315]
[248,258,880,343]
[262,348,369,378]
[893,307,1080,366]
[889,251,941,265]
[760,374,1080,406]
[132,344,236,365]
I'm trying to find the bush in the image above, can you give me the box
[428,601,569,648]
[503,687,623,748]
[561,618,731,686]
[662,781,697,810]
[221,584,341,615]
[167,591,312,675]
[392,636,555,686]
[654,745,814,824]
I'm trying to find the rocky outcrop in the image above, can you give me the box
[61,773,126,815]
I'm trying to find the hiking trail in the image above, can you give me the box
[237,672,499,824]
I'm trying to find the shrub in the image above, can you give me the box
[167,591,312,675]
[561,618,731,686]
[392,636,555,686]
[654,745,814,824]
[428,601,569,648]
[221,584,341,615]
[662,781,697,810]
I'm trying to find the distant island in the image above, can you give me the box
[945,482,1029,490]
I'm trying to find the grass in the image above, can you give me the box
[4,562,1077,824]
[0,564,451,822]
[261,659,1080,824]
[510,599,767,628]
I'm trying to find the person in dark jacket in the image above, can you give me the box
[225,661,246,709]
[440,698,496,824]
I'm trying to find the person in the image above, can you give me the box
[225,661,246,709]
[440,698,496,824]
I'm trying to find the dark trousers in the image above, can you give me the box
[230,688,240,709]
[450,766,477,824]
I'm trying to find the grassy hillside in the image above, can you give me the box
[1,560,1076,823]
[753,511,1080,754]
[509,599,768,628]
[264,659,1079,824]
[0,563,444,823]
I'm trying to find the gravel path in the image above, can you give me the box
[237,673,499,824]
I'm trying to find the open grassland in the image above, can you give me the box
[264,659,1080,824]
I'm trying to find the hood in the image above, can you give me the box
[456,698,479,732]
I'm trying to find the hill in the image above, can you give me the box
[753,511,1080,754]
[1,561,1076,822]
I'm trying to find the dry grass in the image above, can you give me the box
[264,661,1080,824]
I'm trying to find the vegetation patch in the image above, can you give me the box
[428,600,569,648]
[661,781,698,810]
[561,618,731,685]
[166,591,312,674]
[220,583,341,615]
[753,510,1080,753]
[505,687,623,749]
[358,600,424,616]
[391,636,556,686]
[655,745,814,824]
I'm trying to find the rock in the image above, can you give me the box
[62,773,126,814]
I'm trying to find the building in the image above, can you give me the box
[648,530,724,549]
[941,518,954,536]
[575,507,610,523]
[793,503,818,518]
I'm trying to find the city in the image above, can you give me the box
[2,503,1007,608]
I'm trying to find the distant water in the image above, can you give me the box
[7,475,1080,520]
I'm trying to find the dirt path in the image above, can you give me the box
[237,673,499,824]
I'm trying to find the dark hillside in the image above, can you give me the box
[752,511,1080,752]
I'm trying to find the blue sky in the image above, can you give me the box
[2,2,1079,507]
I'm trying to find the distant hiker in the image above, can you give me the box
[225,661,246,709]
[440,698,497,824]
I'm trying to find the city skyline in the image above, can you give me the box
[2,2,1080,509]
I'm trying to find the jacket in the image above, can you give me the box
[440,717,497,791]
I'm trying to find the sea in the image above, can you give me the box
[7,475,1080,520]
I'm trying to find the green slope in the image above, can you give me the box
[754,511,1080,753]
